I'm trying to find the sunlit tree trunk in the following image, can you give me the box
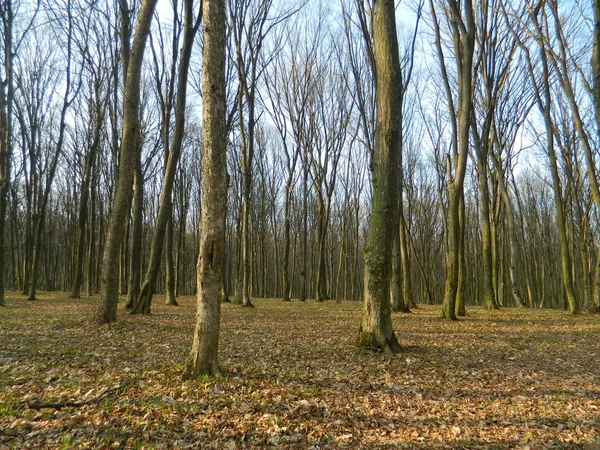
[183,0,227,378]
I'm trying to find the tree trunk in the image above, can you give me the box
[71,115,100,298]
[477,158,499,309]
[527,7,579,314]
[315,200,328,302]
[357,0,401,354]
[0,1,13,307]
[87,172,96,296]
[398,203,413,309]
[440,0,474,320]
[282,185,292,301]
[183,0,226,379]
[165,212,178,305]
[125,159,143,308]
[390,225,409,312]
[96,0,157,324]
[300,157,308,301]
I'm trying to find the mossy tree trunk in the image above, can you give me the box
[357,0,402,354]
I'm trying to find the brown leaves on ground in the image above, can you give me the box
[1,293,599,449]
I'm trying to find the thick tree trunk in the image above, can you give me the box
[357,0,401,354]
[96,0,157,324]
[183,0,226,379]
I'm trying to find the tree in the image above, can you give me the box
[229,0,283,307]
[430,0,476,320]
[96,0,157,324]
[516,0,579,314]
[357,0,401,354]
[132,0,201,314]
[70,2,111,299]
[0,0,15,306]
[183,0,227,379]
[262,18,317,302]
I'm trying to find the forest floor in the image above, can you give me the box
[0,293,599,449]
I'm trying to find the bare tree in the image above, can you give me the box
[357,0,401,354]
[96,0,157,324]
[132,0,202,314]
[430,0,476,320]
[0,0,16,306]
[183,0,227,379]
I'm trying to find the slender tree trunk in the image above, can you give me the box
[125,159,143,308]
[398,204,413,309]
[87,174,96,296]
[96,0,157,324]
[390,225,409,312]
[0,1,13,307]
[165,212,178,305]
[477,159,499,309]
[336,208,347,302]
[315,200,328,302]
[282,186,292,301]
[183,0,226,378]
[71,124,99,298]
[440,0,474,320]
[300,158,308,301]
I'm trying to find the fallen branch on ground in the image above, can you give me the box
[24,377,135,410]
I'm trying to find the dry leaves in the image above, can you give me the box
[1,292,599,449]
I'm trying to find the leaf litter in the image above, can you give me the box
[1,292,599,449]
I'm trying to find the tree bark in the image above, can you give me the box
[183,0,227,379]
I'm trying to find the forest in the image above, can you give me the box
[1,0,600,448]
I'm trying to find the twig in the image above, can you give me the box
[25,378,135,410]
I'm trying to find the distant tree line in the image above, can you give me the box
[0,0,598,325]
